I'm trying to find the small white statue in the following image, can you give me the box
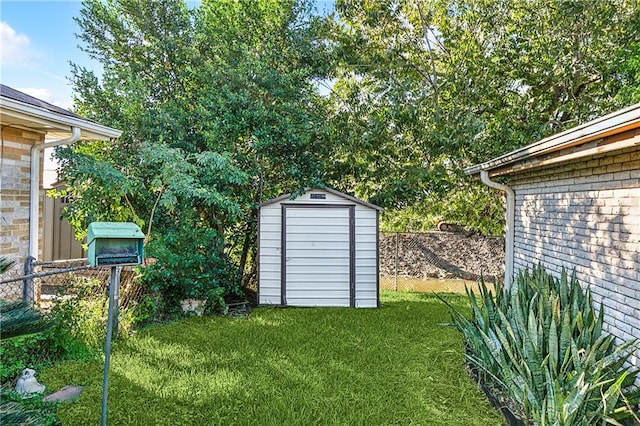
[15,368,45,397]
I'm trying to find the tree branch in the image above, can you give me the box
[146,186,164,244]
[416,1,440,117]
[123,192,137,220]
[573,75,602,98]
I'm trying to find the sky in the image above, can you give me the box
[0,1,98,109]
[0,0,335,109]
[1,0,334,185]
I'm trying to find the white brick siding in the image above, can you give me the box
[509,145,640,370]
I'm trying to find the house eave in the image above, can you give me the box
[465,103,640,177]
[0,97,122,141]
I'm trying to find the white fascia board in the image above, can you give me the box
[0,97,122,140]
[465,103,640,176]
[260,187,384,211]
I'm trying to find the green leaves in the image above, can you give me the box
[0,301,50,341]
[59,0,333,304]
[0,257,16,274]
[443,265,640,424]
[324,0,639,233]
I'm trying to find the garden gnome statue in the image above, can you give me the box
[15,368,45,397]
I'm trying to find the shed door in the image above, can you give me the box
[282,206,354,307]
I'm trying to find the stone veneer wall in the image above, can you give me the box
[1,127,45,269]
[509,140,639,369]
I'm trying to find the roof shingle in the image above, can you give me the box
[0,84,90,122]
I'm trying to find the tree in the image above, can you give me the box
[322,0,639,234]
[56,0,331,307]
[615,5,640,105]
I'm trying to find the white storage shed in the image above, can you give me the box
[258,188,383,308]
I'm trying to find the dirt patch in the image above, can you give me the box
[380,232,504,282]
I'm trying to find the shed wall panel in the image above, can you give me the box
[258,203,282,305]
[260,240,282,249]
[285,233,351,242]
[353,206,378,305]
[285,240,350,251]
[356,299,378,308]
[290,298,356,307]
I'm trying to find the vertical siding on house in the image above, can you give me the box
[510,146,640,368]
[0,128,45,298]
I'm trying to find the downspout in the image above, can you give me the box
[29,127,81,260]
[480,170,515,288]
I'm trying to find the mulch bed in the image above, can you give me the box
[466,363,527,426]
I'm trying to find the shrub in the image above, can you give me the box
[47,275,150,347]
[381,185,504,235]
[442,265,640,425]
[0,270,153,424]
[0,301,49,342]
[1,274,151,385]
[0,281,75,424]
[0,292,99,386]
[0,393,57,426]
[1,305,91,426]
[142,225,243,316]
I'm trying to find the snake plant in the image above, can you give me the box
[442,265,640,425]
[0,256,16,274]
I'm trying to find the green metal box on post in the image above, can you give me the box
[86,221,145,426]
[87,222,145,267]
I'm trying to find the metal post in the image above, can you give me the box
[394,233,399,291]
[112,269,120,339]
[23,256,35,305]
[101,265,121,426]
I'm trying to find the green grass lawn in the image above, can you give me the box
[42,292,502,425]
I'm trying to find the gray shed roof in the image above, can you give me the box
[261,187,384,211]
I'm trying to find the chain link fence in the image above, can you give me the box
[0,258,148,311]
[379,231,504,292]
[0,258,151,388]
[0,231,506,303]
[0,260,29,302]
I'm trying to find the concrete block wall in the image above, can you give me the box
[509,143,639,369]
[1,127,45,270]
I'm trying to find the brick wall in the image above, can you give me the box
[509,140,639,369]
[1,127,45,271]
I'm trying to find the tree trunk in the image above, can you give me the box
[239,213,257,285]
